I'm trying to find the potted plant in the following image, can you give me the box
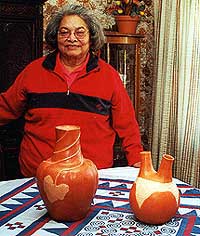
[106,0,146,34]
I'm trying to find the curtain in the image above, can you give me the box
[152,0,200,188]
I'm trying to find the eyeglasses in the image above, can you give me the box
[57,27,89,40]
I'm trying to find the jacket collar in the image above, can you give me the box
[42,50,99,73]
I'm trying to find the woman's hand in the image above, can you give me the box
[132,162,141,168]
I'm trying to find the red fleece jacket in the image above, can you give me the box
[0,52,143,176]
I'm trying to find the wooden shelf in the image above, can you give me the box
[102,31,144,166]
[104,31,144,44]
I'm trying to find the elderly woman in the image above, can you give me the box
[0,5,143,177]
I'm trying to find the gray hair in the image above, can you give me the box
[45,4,106,53]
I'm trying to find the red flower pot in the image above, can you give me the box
[115,15,140,34]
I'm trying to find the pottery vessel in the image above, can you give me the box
[129,151,180,224]
[115,15,140,34]
[36,125,98,221]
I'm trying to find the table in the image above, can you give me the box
[0,167,199,236]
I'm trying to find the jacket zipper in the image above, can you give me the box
[51,65,100,96]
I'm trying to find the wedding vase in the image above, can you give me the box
[129,151,180,224]
[36,125,98,221]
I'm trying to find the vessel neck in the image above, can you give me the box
[138,151,156,179]
[157,154,174,183]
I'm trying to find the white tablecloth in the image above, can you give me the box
[0,167,199,236]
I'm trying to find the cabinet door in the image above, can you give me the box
[0,1,45,180]
[0,21,35,92]
[102,32,143,166]
[102,43,138,111]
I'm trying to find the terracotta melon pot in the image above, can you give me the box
[115,15,140,34]
[36,125,98,221]
[129,151,180,225]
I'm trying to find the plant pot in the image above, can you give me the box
[129,151,180,224]
[36,125,98,221]
[115,15,140,34]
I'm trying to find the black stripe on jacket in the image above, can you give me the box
[27,92,111,116]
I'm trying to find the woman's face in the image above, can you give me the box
[57,15,90,60]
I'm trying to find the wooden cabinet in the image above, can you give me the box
[102,31,144,166]
[103,31,144,119]
[0,0,46,180]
